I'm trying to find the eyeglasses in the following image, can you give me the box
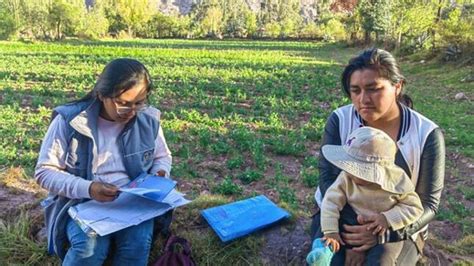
[112,98,148,115]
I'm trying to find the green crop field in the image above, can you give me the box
[0,39,472,264]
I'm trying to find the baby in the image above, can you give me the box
[307,126,423,265]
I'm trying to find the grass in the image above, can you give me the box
[437,196,474,235]
[157,194,266,265]
[0,212,56,265]
[459,186,474,201]
[429,234,474,257]
[0,39,472,263]
[403,57,473,158]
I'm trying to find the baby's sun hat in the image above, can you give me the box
[322,126,414,193]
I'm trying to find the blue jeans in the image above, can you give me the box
[63,218,154,266]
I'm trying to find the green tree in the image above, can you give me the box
[171,15,192,38]
[146,12,190,38]
[1,0,22,39]
[280,18,297,38]
[48,0,82,40]
[300,22,323,39]
[200,6,223,38]
[259,0,279,25]
[263,21,280,38]
[244,9,257,37]
[189,0,223,38]
[371,0,391,40]
[223,0,254,37]
[20,0,50,39]
[357,0,392,43]
[76,2,109,39]
[0,3,16,39]
[111,0,155,37]
[259,0,301,38]
[323,17,346,41]
[344,9,363,42]
[148,12,174,38]
[390,1,436,49]
[315,0,333,20]
[438,6,474,48]
[278,0,300,38]
[103,0,127,36]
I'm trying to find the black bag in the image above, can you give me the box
[153,235,196,266]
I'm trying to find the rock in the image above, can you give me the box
[35,227,48,243]
[200,190,210,196]
[444,46,462,61]
[157,0,356,24]
[460,75,474,83]
[454,92,467,101]
[420,60,425,64]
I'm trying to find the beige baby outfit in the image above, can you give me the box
[320,126,423,235]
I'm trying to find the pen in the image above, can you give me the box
[96,176,121,198]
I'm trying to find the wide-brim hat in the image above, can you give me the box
[322,127,414,194]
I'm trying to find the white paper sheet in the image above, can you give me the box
[68,189,191,236]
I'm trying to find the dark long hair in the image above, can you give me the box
[341,48,413,108]
[79,58,153,102]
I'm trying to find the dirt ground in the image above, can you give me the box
[1,151,473,265]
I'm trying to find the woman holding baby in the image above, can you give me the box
[309,48,445,265]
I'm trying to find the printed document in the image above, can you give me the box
[68,174,190,236]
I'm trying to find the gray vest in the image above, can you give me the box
[43,98,159,259]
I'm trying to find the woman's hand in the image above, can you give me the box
[344,249,365,266]
[89,182,120,202]
[366,214,389,235]
[341,215,378,252]
[156,170,166,177]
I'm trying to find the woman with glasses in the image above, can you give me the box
[35,58,172,265]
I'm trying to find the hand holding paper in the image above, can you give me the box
[121,174,177,202]
[89,182,120,202]
[68,173,189,236]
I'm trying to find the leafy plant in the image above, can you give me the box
[238,169,263,184]
[437,196,472,223]
[0,212,53,265]
[213,176,243,195]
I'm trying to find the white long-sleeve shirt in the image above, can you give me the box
[35,114,172,199]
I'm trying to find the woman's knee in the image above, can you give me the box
[396,240,420,265]
[65,219,110,262]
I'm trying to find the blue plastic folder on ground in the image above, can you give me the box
[201,195,290,242]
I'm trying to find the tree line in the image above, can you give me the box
[0,0,472,54]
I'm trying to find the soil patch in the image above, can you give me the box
[0,150,472,264]
[260,218,312,265]
[0,184,44,230]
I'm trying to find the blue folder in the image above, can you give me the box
[123,173,176,202]
[201,195,291,242]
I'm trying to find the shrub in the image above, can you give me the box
[438,7,474,48]
[322,18,347,41]
[226,155,244,169]
[238,169,263,184]
[213,177,243,195]
[299,22,323,39]
[76,6,109,39]
[0,9,16,40]
[264,22,281,38]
